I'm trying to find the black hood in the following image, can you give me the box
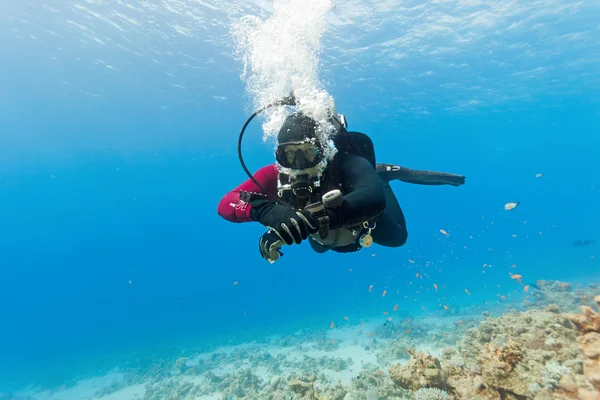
[277,112,320,144]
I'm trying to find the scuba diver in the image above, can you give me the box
[218,99,465,263]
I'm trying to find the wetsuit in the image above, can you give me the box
[217,152,408,253]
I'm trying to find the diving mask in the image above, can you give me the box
[276,140,324,170]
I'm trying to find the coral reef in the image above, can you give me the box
[524,280,598,313]
[346,370,411,400]
[374,337,413,365]
[564,295,600,399]
[383,292,600,399]
[389,350,447,391]
[26,279,600,400]
[143,379,195,400]
[413,387,449,400]
[173,357,187,375]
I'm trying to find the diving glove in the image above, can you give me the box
[251,201,318,245]
[259,231,285,263]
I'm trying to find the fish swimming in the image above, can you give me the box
[528,282,543,291]
[572,240,595,246]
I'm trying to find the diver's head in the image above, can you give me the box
[276,112,325,171]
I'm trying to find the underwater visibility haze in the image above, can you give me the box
[0,0,599,398]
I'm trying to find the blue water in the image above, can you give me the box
[1,0,599,392]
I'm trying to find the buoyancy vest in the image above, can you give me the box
[277,130,378,249]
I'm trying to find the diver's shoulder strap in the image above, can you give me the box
[333,130,376,168]
[321,155,343,194]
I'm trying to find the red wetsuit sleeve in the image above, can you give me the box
[217,164,279,223]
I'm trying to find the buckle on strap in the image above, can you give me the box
[239,191,269,203]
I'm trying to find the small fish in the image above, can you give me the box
[382,290,387,297]
[330,321,335,329]
[233,281,239,286]
[368,285,373,292]
[433,283,438,292]
[383,311,389,315]
[405,329,410,334]
[128,280,132,285]
[443,305,449,310]
[572,240,595,247]
[529,282,542,290]
[408,259,415,264]
[535,173,543,178]
[415,273,421,278]
[510,274,522,284]
[524,285,530,292]
[393,304,399,311]
[504,202,520,211]
[440,229,449,237]
[344,316,349,321]
[387,317,392,321]
[349,269,353,273]
[465,289,471,295]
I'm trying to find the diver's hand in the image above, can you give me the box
[259,231,285,263]
[251,202,318,245]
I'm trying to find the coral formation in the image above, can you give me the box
[413,387,449,400]
[389,350,446,391]
[524,280,598,313]
[383,287,600,399]
[346,370,411,400]
[374,338,413,365]
[24,280,600,400]
[382,291,600,399]
[564,295,600,399]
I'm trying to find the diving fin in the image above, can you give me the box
[376,164,465,187]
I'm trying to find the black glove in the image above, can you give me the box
[251,201,318,245]
[259,231,285,263]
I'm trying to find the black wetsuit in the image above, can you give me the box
[308,153,408,253]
